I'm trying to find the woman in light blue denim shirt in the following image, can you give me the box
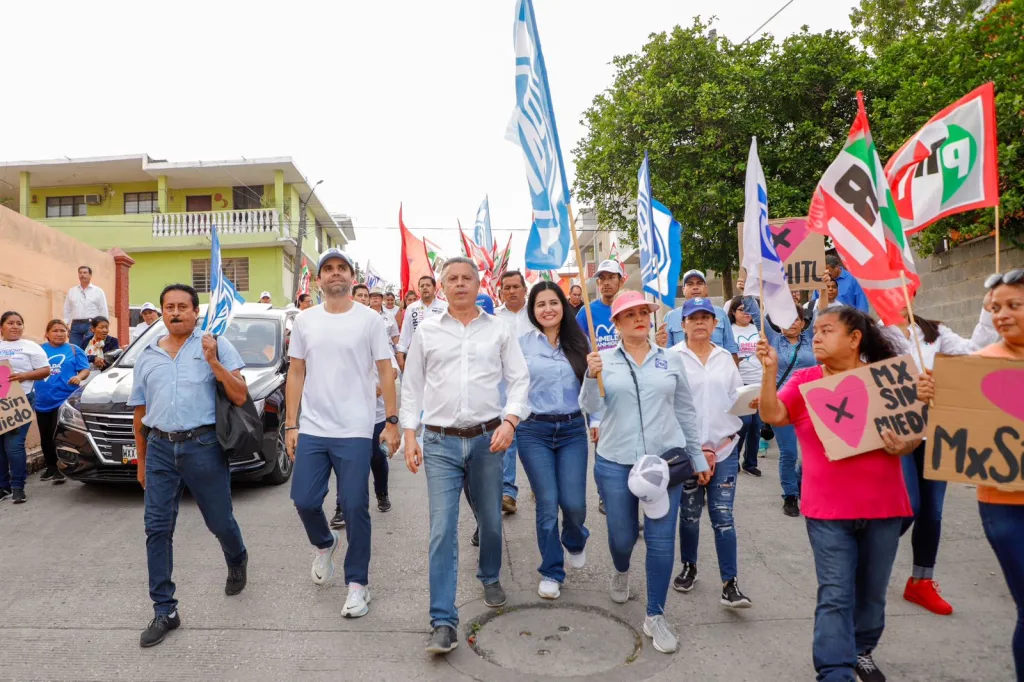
[580,291,708,655]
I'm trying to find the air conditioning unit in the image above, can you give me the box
[84,194,102,205]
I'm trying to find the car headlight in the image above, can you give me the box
[252,399,265,414]
[58,402,86,430]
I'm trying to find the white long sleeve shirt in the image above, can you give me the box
[495,304,532,337]
[671,342,744,462]
[63,284,109,323]
[400,308,530,430]
[882,308,998,372]
[396,298,448,354]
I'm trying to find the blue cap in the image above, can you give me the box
[317,248,355,276]
[476,293,495,315]
[681,297,715,319]
[681,269,706,284]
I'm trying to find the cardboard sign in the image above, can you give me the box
[798,355,926,460]
[737,217,827,290]
[0,361,35,436]
[923,355,1024,492]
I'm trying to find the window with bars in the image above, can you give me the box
[191,257,250,293]
[125,191,158,214]
[46,196,86,218]
[233,185,264,210]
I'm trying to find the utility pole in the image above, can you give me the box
[290,179,323,302]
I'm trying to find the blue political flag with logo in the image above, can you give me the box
[202,228,246,336]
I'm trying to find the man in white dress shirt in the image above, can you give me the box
[493,270,531,515]
[401,257,530,655]
[64,265,109,348]
[396,275,448,372]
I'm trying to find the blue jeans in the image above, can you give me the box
[979,502,1024,680]
[516,415,589,583]
[900,443,946,572]
[503,434,518,500]
[69,320,91,349]
[0,392,34,490]
[805,517,902,682]
[775,424,801,498]
[335,422,389,504]
[292,435,372,586]
[594,455,681,617]
[679,452,739,582]
[144,430,247,617]
[739,412,761,470]
[423,426,504,629]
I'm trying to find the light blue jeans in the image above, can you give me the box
[503,434,518,500]
[775,424,801,498]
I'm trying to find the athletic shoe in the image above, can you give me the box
[673,562,697,593]
[538,579,560,600]
[376,493,392,513]
[783,496,801,517]
[471,527,479,547]
[40,466,59,481]
[484,581,507,608]
[311,531,340,585]
[140,611,181,648]
[566,548,586,569]
[903,577,953,615]
[502,495,517,514]
[643,615,678,654]
[426,625,458,655]
[329,506,346,529]
[12,489,26,504]
[52,469,66,485]
[225,555,247,596]
[610,570,629,604]
[0,488,11,502]
[742,466,762,477]
[342,583,371,618]
[598,498,606,515]
[721,578,752,608]
[855,651,886,682]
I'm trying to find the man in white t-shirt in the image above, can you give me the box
[369,287,400,347]
[396,275,448,372]
[284,249,400,619]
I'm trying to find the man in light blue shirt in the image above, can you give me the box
[811,254,870,313]
[128,283,250,649]
[660,270,738,358]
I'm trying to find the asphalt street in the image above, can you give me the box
[0,445,1016,681]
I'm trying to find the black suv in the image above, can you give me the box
[54,305,294,485]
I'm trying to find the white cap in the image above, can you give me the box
[596,259,624,277]
[628,456,671,519]
[369,286,385,296]
[260,291,272,299]
[140,302,158,313]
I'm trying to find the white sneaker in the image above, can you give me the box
[610,570,629,604]
[311,531,340,585]
[538,579,561,600]
[342,583,372,618]
[643,615,678,654]
[566,548,586,569]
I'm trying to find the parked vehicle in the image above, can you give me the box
[54,305,294,485]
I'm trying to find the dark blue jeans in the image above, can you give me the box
[739,412,761,470]
[335,421,388,504]
[144,430,247,617]
[292,435,373,586]
[0,391,34,490]
[805,517,902,682]
[979,502,1024,680]
[776,424,801,499]
[516,415,589,583]
[69,320,91,349]
[900,442,946,572]
[503,434,519,500]
[679,453,740,582]
[594,455,681,617]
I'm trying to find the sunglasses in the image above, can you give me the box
[984,269,1024,289]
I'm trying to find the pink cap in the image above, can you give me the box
[610,291,657,319]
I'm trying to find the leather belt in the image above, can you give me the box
[424,418,502,439]
[529,411,582,423]
[71,319,91,324]
[151,425,216,443]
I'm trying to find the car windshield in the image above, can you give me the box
[118,316,283,369]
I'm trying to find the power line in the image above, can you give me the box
[742,0,798,43]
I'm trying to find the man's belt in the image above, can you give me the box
[529,411,582,423]
[424,418,502,439]
[151,425,217,443]
[71,319,91,324]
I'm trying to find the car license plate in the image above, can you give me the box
[122,445,138,465]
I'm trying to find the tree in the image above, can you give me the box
[850,0,983,52]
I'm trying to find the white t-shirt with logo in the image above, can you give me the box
[732,323,763,385]
[397,298,448,353]
[289,304,393,438]
[382,305,400,326]
[0,339,50,393]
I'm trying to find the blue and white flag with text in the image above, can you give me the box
[473,196,494,252]
[202,228,246,336]
[506,0,572,270]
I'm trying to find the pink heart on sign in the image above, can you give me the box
[805,375,869,450]
[0,365,11,399]
[770,219,810,262]
[981,369,1024,423]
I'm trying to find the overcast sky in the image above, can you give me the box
[2,0,853,284]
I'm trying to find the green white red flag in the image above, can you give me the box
[885,82,999,235]
[807,92,919,325]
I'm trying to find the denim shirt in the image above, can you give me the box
[579,342,708,472]
[519,329,584,416]
[664,304,738,354]
[127,327,245,432]
[764,324,816,388]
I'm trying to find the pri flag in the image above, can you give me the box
[202,228,246,336]
[807,93,919,325]
[507,0,572,270]
[474,196,495,252]
[885,82,999,235]
[399,204,434,297]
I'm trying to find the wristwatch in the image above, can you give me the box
[386,415,399,425]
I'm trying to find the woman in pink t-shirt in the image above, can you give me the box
[757,306,924,682]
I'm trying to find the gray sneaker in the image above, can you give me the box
[484,581,507,608]
[643,615,678,654]
[610,570,629,604]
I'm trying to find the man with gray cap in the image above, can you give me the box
[657,270,738,359]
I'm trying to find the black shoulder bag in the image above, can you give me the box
[618,349,696,486]
[213,343,263,462]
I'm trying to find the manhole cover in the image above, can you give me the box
[469,603,641,677]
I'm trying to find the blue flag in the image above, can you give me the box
[643,199,683,308]
[506,0,572,271]
[202,228,246,336]
[365,262,382,290]
[473,196,494,252]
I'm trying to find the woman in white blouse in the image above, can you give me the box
[669,297,752,608]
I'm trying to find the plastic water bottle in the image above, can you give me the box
[379,441,392,458]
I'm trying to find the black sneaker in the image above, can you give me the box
[742,466,762,477]
[377,493,392,513]
[471,527,479,547]
[855,651,886,682]
[225,555,247,596]
[598,497,606,515]
[0,488,11,502]
[783,496,801,517]
[483,581,507,608]
[721,578,752,608]
[673,562,697,593]
[425,625,458,655]
[40,466,59,481]
[52,469,66,485]
[11,489,26,504]
[329,506,346,530]
[140,611,181,648]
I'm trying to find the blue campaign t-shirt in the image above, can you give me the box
[576,300,619,351]
[34,343,90,413]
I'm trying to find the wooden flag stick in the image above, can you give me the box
[899,270,932,407]
[995,204,1001,272]
[567,203,605,397]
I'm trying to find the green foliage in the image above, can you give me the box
[850,0,983,52]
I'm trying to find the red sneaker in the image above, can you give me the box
[903,577,953,615]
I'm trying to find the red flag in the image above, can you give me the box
[399,204,434,297]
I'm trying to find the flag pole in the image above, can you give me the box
[758,263,768,370]
[568,204,605,396]
[995,204,1001,272]
[899,270,932,407]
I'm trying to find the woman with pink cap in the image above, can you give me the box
[580,291,709,655]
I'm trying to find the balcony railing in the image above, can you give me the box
[152,208,281,238]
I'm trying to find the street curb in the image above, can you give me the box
[27,447,43,474]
